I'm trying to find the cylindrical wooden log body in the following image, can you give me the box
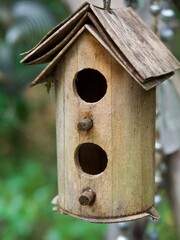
[55,30,156,223]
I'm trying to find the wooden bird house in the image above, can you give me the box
[21,2,180,223]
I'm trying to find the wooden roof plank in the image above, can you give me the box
[21,3,90,63]
[85,24,148,89]
[142,71,174,90]
[21,2,180,89]
[24,14,89,65]
[91,6,180,80]
[22,7,147,85]
[87,12,144,84]
[86,24,173,90]
[30,27,87,87]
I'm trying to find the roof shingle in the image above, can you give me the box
[21,2,180,90]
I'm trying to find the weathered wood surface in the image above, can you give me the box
[91,6,180,79]
[86,18,174,90]
[30,27,86,87]
[55,30,157,222]
[21,3,180,90]
[24,14,88,65]
[86,15,144,84]
[29,24,141,87]
[63,0,125,13]
[29,24,175,90]
[21,3,90,62]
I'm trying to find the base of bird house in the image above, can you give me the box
[52,196,159,223]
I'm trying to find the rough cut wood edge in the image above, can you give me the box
[29,24,166,90]
[28,24,143,88]
[21,1,125,57]
[29,27,87,87]
[23,10,144,88]
[87,12,175,90]
[85,18,153,89]
[24,14,89,65]
[142,71,174,90]
[30,23,141,90]
[86,23,160,90]
[21,2,180,88]
[51,196,159,223]
[20,3,90,63]
[91,5,180,79]
[20,1,119,58]
[28,18,177,89]
[86,13,144,82]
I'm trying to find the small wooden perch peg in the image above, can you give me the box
[77,118,93,131]
[103,0,111,12]
[79,188,96,206]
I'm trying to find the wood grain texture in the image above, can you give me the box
[29,24,140,87]
[22,3,180,90]
[110,57,156,215]
[55,30,156,222]
[30,27,86,87]
[86,15,144,84]
[25,14,88,65]
[21,3,90,63]
[29,24,173,90]
[85,18,174,90]
[91,6,180,79]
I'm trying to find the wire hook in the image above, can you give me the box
[103,0,111,12]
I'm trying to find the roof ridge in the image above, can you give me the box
[21,2,91,58]
[20,1,180,90]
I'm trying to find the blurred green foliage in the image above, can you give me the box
[0,160,106,240]
[147,190,179,240]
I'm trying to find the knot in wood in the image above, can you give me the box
[79,188,96,206]
[77,118,93,131]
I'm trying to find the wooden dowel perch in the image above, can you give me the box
[79,188,96,206]
[77,118,93,131]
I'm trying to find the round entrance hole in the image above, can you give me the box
[75,143,108,175]
[74,69,107,103]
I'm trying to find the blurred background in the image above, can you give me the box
[0,0,180,239]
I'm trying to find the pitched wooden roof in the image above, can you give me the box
[21,2,180,90]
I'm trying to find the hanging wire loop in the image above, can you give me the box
[103,0,111,12]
